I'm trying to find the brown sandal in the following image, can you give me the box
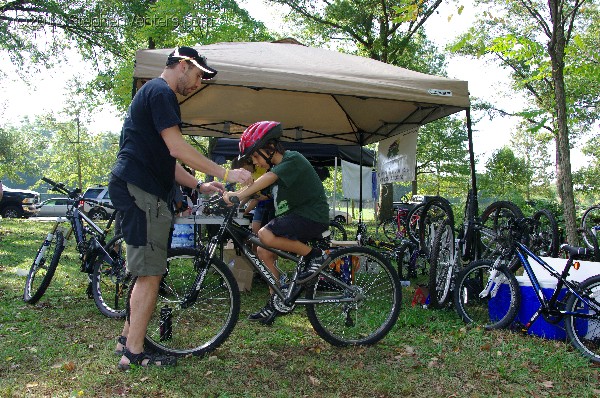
[118,347,177,370]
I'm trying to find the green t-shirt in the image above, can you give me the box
[270,151,329,224]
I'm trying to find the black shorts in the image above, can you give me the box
[265,213,328,242]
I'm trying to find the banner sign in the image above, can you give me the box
[377,128,418,184]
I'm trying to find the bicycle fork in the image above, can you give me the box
[479,258,506,299]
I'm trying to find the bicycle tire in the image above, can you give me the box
[23,231,64,304]
[459,189,478,262]
[380,217,398,241]
[453,259,520,329]
[405,203,425,245]
[91,234,130,319]
[530,209,560,258]
[329,220,348,241]
[581,205,600,249]
[417,196,455,257]
[305,246,401,346]
[428,219,456,309]
[480,201,524,258]
[137,248,240,357]
[395,240,416,280]
[564,274,600,363]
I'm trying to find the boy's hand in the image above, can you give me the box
[223,191,238,205]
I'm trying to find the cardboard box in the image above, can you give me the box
[223,246,254,292]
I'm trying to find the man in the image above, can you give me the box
[109,46,252,370]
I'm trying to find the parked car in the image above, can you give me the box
[34,198,69,217]
[82,186,114,220]
[330,208,352,224]
[0,185,40,218]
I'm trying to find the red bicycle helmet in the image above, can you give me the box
[239,121,283,160]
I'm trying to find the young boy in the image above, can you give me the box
[224,121,330,322]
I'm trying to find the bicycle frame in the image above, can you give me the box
[512,242,600,323]
[184,202,357,308]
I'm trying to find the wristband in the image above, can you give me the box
[223,169,229,182]
[195,181,202,190]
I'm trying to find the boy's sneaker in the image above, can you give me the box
[297,251,328,280]
[248,302,275,322]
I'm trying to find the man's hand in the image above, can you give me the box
[197,181,225,195]
[228,168,253,185]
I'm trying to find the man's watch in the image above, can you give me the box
[195,181,203,190]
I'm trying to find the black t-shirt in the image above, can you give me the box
[112,78,180,201]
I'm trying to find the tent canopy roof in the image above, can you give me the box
[134,41,469,145]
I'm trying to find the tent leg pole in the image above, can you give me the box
[466,108,477,197]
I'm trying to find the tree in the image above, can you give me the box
[573,135,600,199]
[449,0,600,243]
[415,117,470,197]
[479,146,533,203]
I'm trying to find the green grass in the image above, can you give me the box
[1,218,599,397]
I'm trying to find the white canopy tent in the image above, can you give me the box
[133,41,469,146]
[133,41,473,217]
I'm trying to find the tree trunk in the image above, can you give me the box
[378,183,394,222]
[548,0,577,244]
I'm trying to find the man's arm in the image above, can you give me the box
[174,163,224,195]
[161,126,251,185]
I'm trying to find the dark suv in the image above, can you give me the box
[0,185,41,218]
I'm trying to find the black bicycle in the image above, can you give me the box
[129,194,402,357]
[454,218,600,363]
[23,177,129,319]
[420,191,525,308]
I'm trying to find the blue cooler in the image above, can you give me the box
[489,276,567,340]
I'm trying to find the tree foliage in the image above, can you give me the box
[416,117,470,197]
[266,0,443,64]
[0,115,118,190]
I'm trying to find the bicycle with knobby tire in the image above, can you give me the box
[420,191,525,309]
[129,194,402,357]
[454,217,600,363]
[581,204,600,250]
[23,177,129,319]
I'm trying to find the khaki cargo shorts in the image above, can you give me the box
[124,183,173,276]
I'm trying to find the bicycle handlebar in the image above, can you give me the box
[41,177,113,209]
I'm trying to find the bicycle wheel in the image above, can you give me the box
[480,201,524,258]
[417,197,455,256]
[405,203,425,245]
[453,259,520,329]
[91,234,130,319]
[581,205,600,249]
[530,209,559,258]
[428,219,456,309]
[395,241,416,280]
[305,246,401,346]
[380,217,398,241]
[329,220,348,241]
[138,248,240,357]
[564,275,600,363]
[23,231,64,304]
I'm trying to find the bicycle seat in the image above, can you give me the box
[560,244,594,260]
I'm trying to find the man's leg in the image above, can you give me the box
[118,274,162,366]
